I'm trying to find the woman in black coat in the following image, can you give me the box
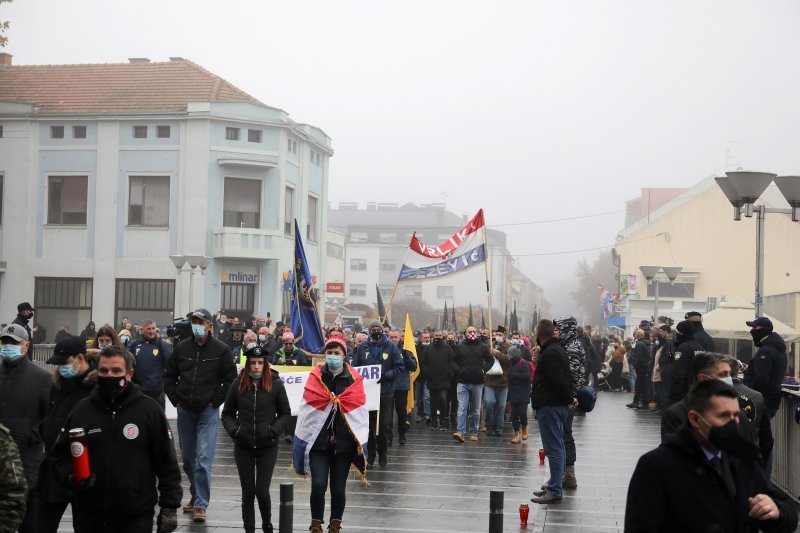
[222,346,291,533]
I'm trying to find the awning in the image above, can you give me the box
[702,297,800,342]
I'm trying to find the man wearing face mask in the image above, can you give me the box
[413,331,432,424]
[51,347,183,533]
[743,317,787,419]
[129,319,172,410]
[626,379,797,532]
[0,324,52,532]
[452,326,494,443]
[12,302,35,360]
[667,320,705,406]
[164,308,236,523]
[420,329,454,430]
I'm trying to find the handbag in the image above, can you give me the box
[486,356,503,376]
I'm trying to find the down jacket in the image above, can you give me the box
[221,370,291,450]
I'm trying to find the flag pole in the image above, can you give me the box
[383,233,412,325]
[482,217,493,335]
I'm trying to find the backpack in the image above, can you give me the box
[518,359,536,383]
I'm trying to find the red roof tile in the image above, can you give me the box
[0,59,265,114]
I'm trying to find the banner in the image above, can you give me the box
[280,365,382,415]
[619,274,637,296]
[600,286,618,320]
[397,209,486,282]
[290,219,325,353]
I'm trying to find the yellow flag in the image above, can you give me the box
[405,314,420,414]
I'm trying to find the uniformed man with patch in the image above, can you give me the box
[667,320,705,406]
[0,422,27,532]
[128,319,171,410]
[50,346,182,532]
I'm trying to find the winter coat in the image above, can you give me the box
[11,314,33,359]
[354,335,404,397]
[507,352,532,403]
[129,336,172,392]
[667,333,704,406]
[0,356,52,488]
[164,334,237,411]
[531,338,573,408]
[484,349,511,388]
[50,384,183,518]
[579,333,600,373]
[743,331,787,412]
[394,347,418,392]
[554,317,586,395]
[273,344,308,366]
[79,322,97,344]
[310,365,358,454]
[421,342,454,390]
[630,338,652,370]
[693,322,717,352]
[626,423,797,533]
[453,339,494,385]
[221,370,291,450]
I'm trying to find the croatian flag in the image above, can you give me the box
[293,365,369,481]
[600,286,617,320]
[398,209,486,282]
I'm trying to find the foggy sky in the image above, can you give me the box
[7,0,800,313]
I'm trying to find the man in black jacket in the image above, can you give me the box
[667,320,705,406]
[743,317,787,418]
[451,326,493,443]
[52,347,182,533]
[164,308,236,523]
[627,379,797,533]
[627,329,652,409]
[530,320,574,505]
[685,310,716,352]
[421,329,454,430]
[11,302,35,360]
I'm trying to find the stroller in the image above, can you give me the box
[596,361,624,392]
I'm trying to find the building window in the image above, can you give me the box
[284,187,294,235]
[310,149,315,163]
[316,153,321,166]
[379,259,396,271]
[128,176,169,227]
[646,282,695,298]
[379,285,393,298]
[35,277,93,341]
[287,138,298,154]
[248,129,262,143]
[307,196,318,242]
[437,286,454,299]
[0,125,3,138]
[221,283,256,316]
[226,127,240,141]
[224,178,261,228]
[405,285,423,298]
[73,126,87,139]
[50,126,64,139]
[378,233,397,243]
[133,126,147,139]
[114,279,175,329]
[350,258,367,272]
[47,176,88,225]
[327,242,344,259]
[0,175,3,225]
[156,126,171,138]
[349,284,366,297]
[350,232,367,242]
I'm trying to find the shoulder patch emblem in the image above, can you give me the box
[123,423,139,440]
[382,353,389,360]
[153,349,159,356]
[674,352,682,361]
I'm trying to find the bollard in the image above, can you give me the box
[489,490,504,533]
[279,482,293,533]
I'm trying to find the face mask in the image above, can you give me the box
[249,372,262,380]
[447,339,456,345]
[326,354,343,369]
[0,345,23,362]
[246,342,257,350]
[466,332,478,341]
[97,375,128,399]
[479,334,488,342]
[750,330,766,344]
[258,335,266,342]
[98,342,112,350]
[120,335,130,345]
[495,336,504,344]
[698,415,740,452]
[719,376,734,387]
[370,331,383,341]
[191,324,207,338]
[59,363,78,379]
[433,338,443,345]
[511,339,520,345]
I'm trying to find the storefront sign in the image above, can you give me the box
[222,271,258,283]
[326,282,344,293]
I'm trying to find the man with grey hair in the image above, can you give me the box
[129,319,172,410]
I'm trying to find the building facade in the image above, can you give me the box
[0,54,331,338]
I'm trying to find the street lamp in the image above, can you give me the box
[639,265,683,326]
[169,254,211,310]
[715,172,800,317]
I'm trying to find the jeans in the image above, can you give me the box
[484,386,509,433]
[633,366,651,405]
[309,449,352,521]
[415,379,430,418]
[429,388,449,426]
[510,402,528,431]
[537,405,567,497]
[177,404,220,509]
[564,408,576,466]
[233,444,279,533]
[75,510,153,533]
[393,389,409,437]
[456,383,483,435]
[628,365,637,392]
[367,397,394,461]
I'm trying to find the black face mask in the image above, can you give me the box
[97,375,128,399]
[433,338,443,345]
[447,340,456,346]
[479,334,488,342]
[750,329,768,344]
[699,416,740,453]
[370,331,383,342]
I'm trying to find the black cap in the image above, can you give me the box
[188,308,213,323]
[230,323,246,332]
[47,335,84,364]
[244,345,266,359]
[496,325,507,334]
[746,316,773,330]
[17,302,34,313]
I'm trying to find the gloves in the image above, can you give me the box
[157,507,178,533]
[67,473,96,491]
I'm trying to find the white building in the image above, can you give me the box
[0,54,331,337]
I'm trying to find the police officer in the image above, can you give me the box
[51,346,182,532]
[128,319,171,410]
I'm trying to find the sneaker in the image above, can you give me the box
[626,402,641,409]
[193,507,207,523]
[531,492,562,504]
[438,425,447,432]
[532,489,547,497]
[182,497,195,513]
[470,435,478,442]
[452,432,465,443]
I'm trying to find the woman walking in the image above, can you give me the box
[507,346,533,443]
[294,335,369,533]
[222,346,291,533]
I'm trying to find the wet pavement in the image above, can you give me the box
[54,390,792,532]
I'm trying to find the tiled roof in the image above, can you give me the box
[0,59,265,114]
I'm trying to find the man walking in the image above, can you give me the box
[129,319,172,410]
[531,320,574,504]
[12,302,35,359]
[452,326,493,443]
[165,308,236,523]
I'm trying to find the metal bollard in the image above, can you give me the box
[489,490,504,533]
[279,482,293,533]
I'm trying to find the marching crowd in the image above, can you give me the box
[0,300,797,532]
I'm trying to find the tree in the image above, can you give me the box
[0,0,12,48]
[571,250,618,324]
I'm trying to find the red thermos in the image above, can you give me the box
[519,503,529,526]
[538,448,546,465]
[69,428,91,481]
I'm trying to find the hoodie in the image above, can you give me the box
[743,331,787,412]
[554,317,586,395]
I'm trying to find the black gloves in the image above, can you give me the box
[157,508,178,533]
[67,473,96,491]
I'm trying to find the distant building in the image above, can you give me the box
[0,54,331,336]
[328,201,545,328]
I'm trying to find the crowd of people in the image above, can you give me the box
[0,300,796,532]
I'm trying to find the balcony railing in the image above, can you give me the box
[212,227,283,259]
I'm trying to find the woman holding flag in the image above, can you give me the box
[293,335,369,533]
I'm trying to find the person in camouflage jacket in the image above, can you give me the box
[554,316,586,490]
[0,423,27,533]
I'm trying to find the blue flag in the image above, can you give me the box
[290,219,325,353]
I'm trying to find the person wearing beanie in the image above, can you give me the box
[667,320,704,406]
[743,317,787,418]
[684,311,716,352]
[507,346,533,443]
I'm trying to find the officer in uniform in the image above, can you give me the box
[50,346,182,533]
